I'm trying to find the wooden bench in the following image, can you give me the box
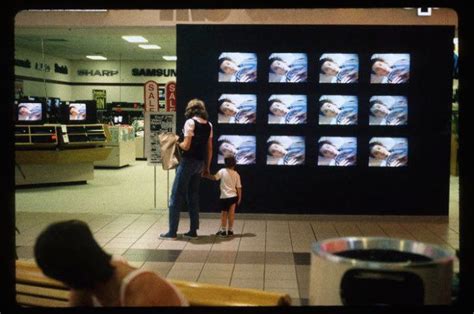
[16,260,291,307]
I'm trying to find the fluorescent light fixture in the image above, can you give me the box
[86,55,107,60]
[417,7,432,16]
[139,44,162,50]
[453,38,459,45]
[163,56,177,61]
[122,36,148,43]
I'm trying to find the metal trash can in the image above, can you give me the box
[310,237,454,305]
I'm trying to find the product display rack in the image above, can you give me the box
[15,125,59,148]
[59,124,108,147]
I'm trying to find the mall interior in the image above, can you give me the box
[11,8,463,307]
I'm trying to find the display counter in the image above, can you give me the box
[135,136,145,159]
[15,124,111,186]
[94,125,136,168]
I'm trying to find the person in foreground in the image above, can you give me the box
[204,156,242,237]
[34,220,188,307]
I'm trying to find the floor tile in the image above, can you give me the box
[146,249,181,262]
[175,250,209,263]
[206,251,237,264]
[293,252,311,265]
[265,252,295,265]
[230,278,263,290]
[235,251,265,264]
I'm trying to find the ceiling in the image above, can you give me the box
[15,26,177,61]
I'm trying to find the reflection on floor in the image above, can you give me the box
[15,161,460,306]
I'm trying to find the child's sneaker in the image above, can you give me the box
[215,230,227,238]
[227,230,234,236]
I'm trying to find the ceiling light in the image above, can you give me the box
[86,55,107,60]
[163,56,177,61]
[139,44,162,50]
[453,38,458,45]
[122,36,148,43]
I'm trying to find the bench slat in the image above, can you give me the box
[16,283,70,300]
[17,294,69,307]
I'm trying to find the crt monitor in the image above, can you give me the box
[16,101,46,125]
[61,100,98,124]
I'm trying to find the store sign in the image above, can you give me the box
[145,112,176,164]
[77,69,119,76]
[132,68,176,77]
[15,58,31,68]
[93,89,107,110]
[54,63,69,74]
[144,80,159,112]
[35,62,51,72]
[165,81,176,112]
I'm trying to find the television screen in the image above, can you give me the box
[268,95,307,124]
[266,136,305,165]
[69,103,87,121]
[268,53,308,83]
[318,137,357,166]
[319,53,359,83]
[370,53,410,84]
[17,102,42,122]
[218,94,257,124]
[318,95,358,125]
[369,137,408,167]
[369,96,408,125]
[217,135,256,165]
[218,52,257,83]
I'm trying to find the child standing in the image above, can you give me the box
[205,156,242,237]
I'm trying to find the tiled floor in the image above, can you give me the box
[15,161,460,306]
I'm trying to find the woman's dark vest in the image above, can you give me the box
[182,119,211,160]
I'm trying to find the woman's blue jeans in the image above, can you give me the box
[168,157,204,235]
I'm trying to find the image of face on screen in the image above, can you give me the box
[217,135,256,165]
[369,96,408,125]
[369,137,408,167]
[18,103,42,121]
[370,54,410,84]
[268,95,307,124]
[319,53,359,83]
[318,96,358,125]
[266,136,305,166]
[218,53,257,83]
[268,53,308,83]
[69,103,86,121]
[218,94,257,124]
[318,137,357,166]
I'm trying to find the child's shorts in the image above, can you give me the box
[219,197,238,211]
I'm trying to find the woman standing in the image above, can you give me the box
[160,99,213,240]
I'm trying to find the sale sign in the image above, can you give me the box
[144,80,159,112]
[165,81,176,112]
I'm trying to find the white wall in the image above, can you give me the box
[15,48,176,103]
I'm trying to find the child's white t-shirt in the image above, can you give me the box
[215,168,242,199]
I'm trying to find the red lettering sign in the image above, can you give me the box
[144,81,159,112]
[165,81,176,112]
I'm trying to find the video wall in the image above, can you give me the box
[177,25,454,215]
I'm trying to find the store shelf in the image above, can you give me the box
[59,124,108,147]
[15,125,59,148]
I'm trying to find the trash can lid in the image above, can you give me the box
[312,237,454,268]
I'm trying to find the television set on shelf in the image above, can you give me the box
[60,100,98,124]
[15,101,46,125]
[46,97,62,123]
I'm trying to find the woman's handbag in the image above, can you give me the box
[158,132,182,170]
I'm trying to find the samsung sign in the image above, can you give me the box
[132,68,176,77]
